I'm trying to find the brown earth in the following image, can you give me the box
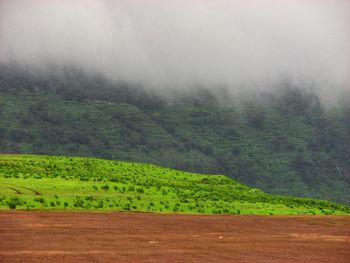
[0,211,349,263]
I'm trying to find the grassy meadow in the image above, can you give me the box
[0,154,349,215]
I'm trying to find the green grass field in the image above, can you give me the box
[0,154,349,215]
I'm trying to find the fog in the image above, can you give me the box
[0,0,349,101]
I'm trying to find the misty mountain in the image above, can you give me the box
[0,68,349,205]
[1,1,349,102]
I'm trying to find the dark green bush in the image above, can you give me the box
[34,197,45,203]
[101,184,110,190]
[7,197,23,209]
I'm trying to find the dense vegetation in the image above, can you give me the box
[1,155,349,215]
[0,65,349,204]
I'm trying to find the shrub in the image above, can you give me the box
[101,184,110,190]
[8,201,16,209]
[94,200,104,209]
[7,197,23,209]
[73,197,84,207]
[136,187,144,193]
[110,176,119,182]
[80,176,89,181]
[123,203,131,210]
[34,197,45,203]
[85,196,94,201]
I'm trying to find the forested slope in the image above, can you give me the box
[0,66,349,204]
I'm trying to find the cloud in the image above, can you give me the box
[0,0,349,100]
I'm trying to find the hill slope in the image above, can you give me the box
[0,67,349,204]
[0,155,349,215]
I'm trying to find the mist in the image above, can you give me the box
[0,0,349,102]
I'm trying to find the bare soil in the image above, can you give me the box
[0,211,349,262]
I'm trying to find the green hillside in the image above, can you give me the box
[0,67,349,205]
[1,155,349,215]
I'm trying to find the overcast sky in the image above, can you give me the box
[0,0,349,100]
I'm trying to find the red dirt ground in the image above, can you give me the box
[0,211,349,263]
